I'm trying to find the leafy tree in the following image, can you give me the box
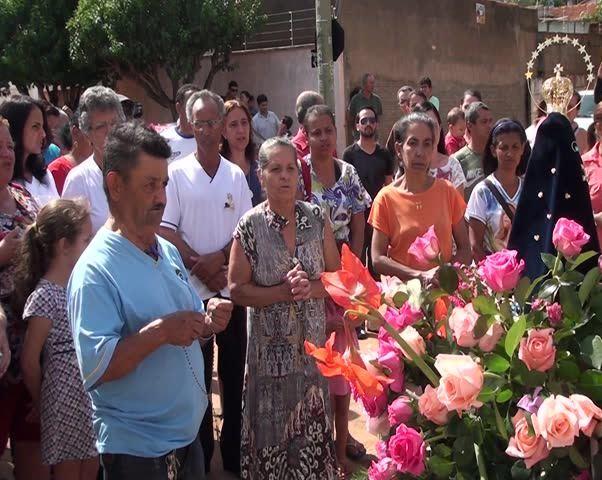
[68,0,264,119]
[0,0,103,107]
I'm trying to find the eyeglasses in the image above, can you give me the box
[359,117,376,125]
[192,119,222,130]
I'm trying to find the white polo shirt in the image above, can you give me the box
[159,123,197,164]
[62,155,108,234]
[161,153,253,300]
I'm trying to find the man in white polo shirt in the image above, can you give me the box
[62,86,125,233]
[160,89,252,476]
[159,83,201,164]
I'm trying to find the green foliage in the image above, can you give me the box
[68,0,264,118]
[0,0,101,107]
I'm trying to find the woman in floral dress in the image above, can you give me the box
[230,137,339,479]
[299,104,372,471]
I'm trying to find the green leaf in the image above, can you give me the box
[439,265,459,294]
[557,358,580,382]
[580,335,602,369]
[568,446,588,469]
[485,354,511,373]
[428,455,455,479]
[541,252,558,271]
[579,267,600,305]
[523,273,548,305]
[568,250,599,271]
[559,286,581,320]
[477,387,497,403]
[538,278,560,300]
[496,388,513,403]
[473,315,492,339]
[505,315,527,358]
[472,296,499,316]
[560,270,584,285]
[433,443,453,458]
[514,276,531,307]
[392,291,408,308]
[578,369,602,403]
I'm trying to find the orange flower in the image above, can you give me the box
[321,244,381,313]
[433,296,449,338]
[305,333,384,398]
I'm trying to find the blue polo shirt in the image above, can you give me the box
[68,228,207,457]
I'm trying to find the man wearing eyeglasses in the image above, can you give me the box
[63,86,125,233]
[343,106,393,275]
[159,89,252,476]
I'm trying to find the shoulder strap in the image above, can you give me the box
[484,179,514,223]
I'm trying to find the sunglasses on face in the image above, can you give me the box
[359,117,376,125]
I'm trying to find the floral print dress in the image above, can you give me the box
[235,201,337,479]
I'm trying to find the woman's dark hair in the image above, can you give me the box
[392,112,436,144]
[0,95,49,184]
[412,102,446,155]
[13,198,89,315]
[483,118,530,176]
[220,100,256,165]
[59,123,73,151]
[587,122,597,151]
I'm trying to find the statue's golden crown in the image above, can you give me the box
[541,64,573,115]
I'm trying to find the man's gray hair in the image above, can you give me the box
[186,90,225,123]
[257,137,297,171]
[295,90,324,124]
[466,101,490,125]
[397,85,414,97]
[361,73,374,87]
[79,86,125,133]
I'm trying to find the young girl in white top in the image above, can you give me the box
[466,118,529,261]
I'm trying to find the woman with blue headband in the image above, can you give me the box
[466,118,529,262]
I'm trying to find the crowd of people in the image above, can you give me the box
[0,66,602,480]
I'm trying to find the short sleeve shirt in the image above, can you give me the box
[348,93,383,122]
[161,154,253,300]
[68,228,207,457]
[48,156,74,195]
[368,179,466,271]
[302,157,371,243]
[430,156,466,189]
[453,145,484,199]
[159,123,197,164]
[466,174,523,254]
[342,143,394,200]
[252,111,280,144]
[582,143,602,248]
[19,172,59,207]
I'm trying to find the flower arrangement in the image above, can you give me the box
[305,218,602,479]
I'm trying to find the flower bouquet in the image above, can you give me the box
[305,219,602,479]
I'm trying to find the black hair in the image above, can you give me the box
[228,80,238,89]
[0,95,49,184]
[482,118,530,176]
[257,94,268,105]
[103,121,171,202]
[587,122,597,151]
[240,90,253,101]
[304,104,335,129]
[418,77,432,88]
[175,84,201,106]
[392,112,436,144]
[59,123,73,150]
[355,106,378,124]
[412,102,446,155]
[411,91,428,103]
[463,89,482,103]
[282,115,293,130]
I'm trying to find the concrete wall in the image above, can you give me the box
[117,45,318,128]
[339,0,538,140]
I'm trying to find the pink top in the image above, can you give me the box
[445,132,466,156]
[581,142,602,248]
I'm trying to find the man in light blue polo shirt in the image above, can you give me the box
[68,121,232,479]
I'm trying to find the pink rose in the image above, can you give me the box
[532,395,580,448]
[377,349,405,393]
[384,302,423,331]
[388,396,413,426]
[553,217,590,257]
[408,225,440,268]
[367,413,391,436]
[367,457,396,480]
[435,354,484,413]
[448,303,479,348]
[546,302,563,327]
[518,328,556,372]
[387,424,426,475]
[399,326,426,360]
[361,391,388,418]
[531,298,546,311]
[570,394,602,437]
[418,384,450,425]
[478,322,504,352]
[505,410,550,468]
[376,440,388,459]
[478,249,525,293]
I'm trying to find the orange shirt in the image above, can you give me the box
[581,143,602,248]
[368,179,466,270]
